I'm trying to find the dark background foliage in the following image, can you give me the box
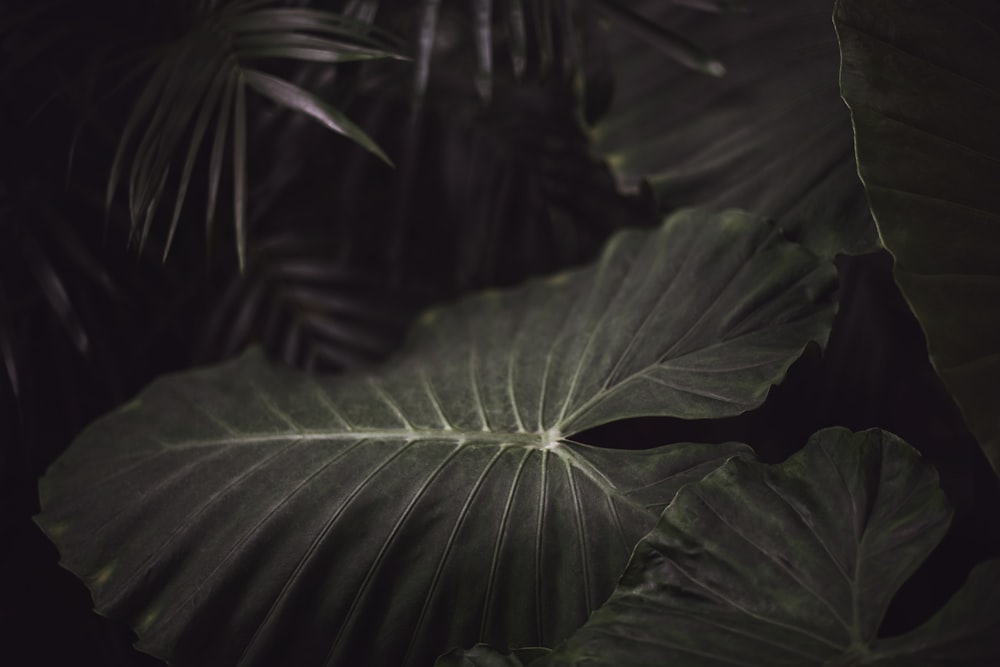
[2,1,997,664]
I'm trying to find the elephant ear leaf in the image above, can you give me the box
[539,428,999,666]
[591,0,878,258]
[36,208,834,666]
[836,0,1000,477]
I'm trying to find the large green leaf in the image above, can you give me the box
[37,208,835,666]
[538,428,1000,665]
[591,0,878,257]
[835,0,1000,476]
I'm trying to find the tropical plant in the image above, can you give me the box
[4,0,999,665]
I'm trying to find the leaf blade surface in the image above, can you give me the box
[537,428,998,666]
[591,0,878,257]
[37,208,835,666]
[836,0,1000,475]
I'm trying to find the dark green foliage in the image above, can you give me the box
[3,1,999,666]
[36,209,833,665]
[537,429,997,665]
[589,0,879,258]
[836,0,1000,475]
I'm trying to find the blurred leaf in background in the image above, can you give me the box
[588,0,878,257]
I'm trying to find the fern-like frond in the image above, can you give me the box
[105,1,407,268]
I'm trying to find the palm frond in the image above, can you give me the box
[104,1,405,267]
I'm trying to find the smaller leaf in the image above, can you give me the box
[436,644,551,666]
[538,428,981,666]
[243,68,391,165]
[595,0,724,77]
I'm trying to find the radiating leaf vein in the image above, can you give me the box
[691,488,853,633]
[535,450,548,643]
[155,436,368,640]
[555,253,638,426]
[306,378,354,429]
[402,448,506,666]
[865,183,1000,219]
[419,366,455,430]
[325,443,465,663]
[480,448,533,639]
[104,438,301,608]
[565,459,593,614]
[469,338,491,432]
[842,21,1000,97]
[367,376,416,429]
[760,476,852,585]
[654,549,843,652]
[855,104,1000,163]
[240,438,418,662]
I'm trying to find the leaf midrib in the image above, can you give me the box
[158,428,554,450]
[154,429,659,522]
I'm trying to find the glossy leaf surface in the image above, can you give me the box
[836,0,1000,475]
[591,0,877,257]
[540,428,1000,665]
[37,208,835,666]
